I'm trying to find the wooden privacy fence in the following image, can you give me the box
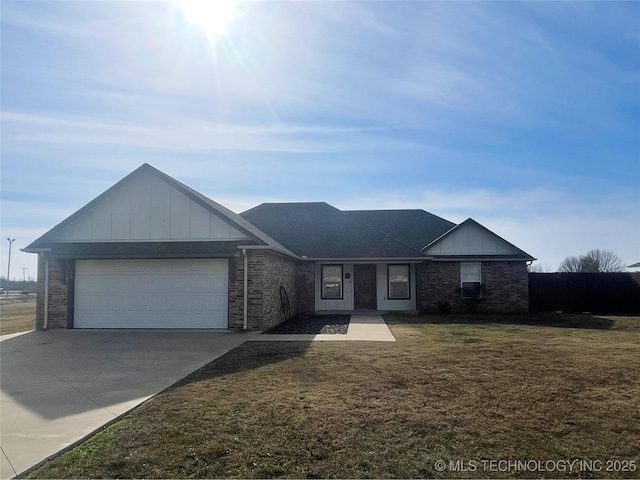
[529,272,640,314]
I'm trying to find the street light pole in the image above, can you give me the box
[6,238,15,294]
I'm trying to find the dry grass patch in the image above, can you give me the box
[0,297,36,335]
[28,314,640,479]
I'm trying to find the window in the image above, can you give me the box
[322,265,343,299]
[388,264,410,299]
[461,262,482,298]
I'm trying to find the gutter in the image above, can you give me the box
[426,256,536,262]
[242,248,248,330]
[304,257,427,262]
[239,244,300,260]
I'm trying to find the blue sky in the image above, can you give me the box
[1,0,639,279]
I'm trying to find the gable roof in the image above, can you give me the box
[24,164,534,262]
[147,165,296,256]
[24,164,297,257]
[240,202,425,259]
[346,209,455,251]
[422,218,535,261]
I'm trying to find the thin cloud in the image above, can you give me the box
[2,112,412,154]
[2,1,638,277]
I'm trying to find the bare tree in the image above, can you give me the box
[527,262,554,273]
[583,249,625,273]
[558,256,584,273]
[558,249,625,273]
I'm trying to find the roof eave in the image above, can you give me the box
[427,254,536,262]
[237,244,300,259]
[301,256,427,262]
[21,247,51,254]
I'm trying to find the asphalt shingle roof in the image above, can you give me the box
[240,203,436,259]
[23,164,534,261]
[346,209,455,251]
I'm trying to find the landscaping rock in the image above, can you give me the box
[264,315,350,334]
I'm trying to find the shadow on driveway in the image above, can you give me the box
[0,329,248,478]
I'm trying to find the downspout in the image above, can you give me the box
[43,256,50,330]
[242,248,248,330]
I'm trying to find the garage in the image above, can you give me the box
[74,259,228,328]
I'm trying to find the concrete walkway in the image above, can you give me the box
[248,314,395,342]
[0,329,248,479]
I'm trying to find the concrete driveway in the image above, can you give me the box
[0,329,249,478]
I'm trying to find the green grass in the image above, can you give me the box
[27,313,640,479]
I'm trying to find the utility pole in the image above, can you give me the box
[22,268,28,282]
[6,238,15,294]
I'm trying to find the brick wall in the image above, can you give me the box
[245,250,297,330]
[36,249,299,331]
[482,261,529,312]
[228,250,299,331]
[35,255,70,329]
[421,261,461,312]
[421,260,529,313]
[295,262,315,315]
[228,256,244,329]
[260,251,298,329]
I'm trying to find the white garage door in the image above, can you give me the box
[74,259,228,328]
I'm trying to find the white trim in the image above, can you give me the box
[428,256,528,262]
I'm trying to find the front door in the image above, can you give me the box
[354,264,377,310]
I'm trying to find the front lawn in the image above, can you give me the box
[28,314,640,479]
[0,297,36,335]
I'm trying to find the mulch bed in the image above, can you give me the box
[264,314,351,334]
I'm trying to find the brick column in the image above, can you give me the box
[295,262,315,315]
[35,255,70,329]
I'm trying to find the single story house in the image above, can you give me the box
[24,164,535,330]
